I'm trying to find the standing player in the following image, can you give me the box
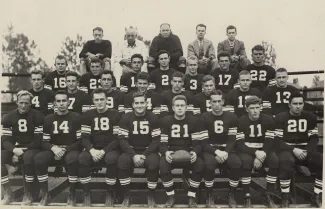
[184,56,204,95]
[65,71,92,114]
[160,95,206,208]
[200,90,241,208]
[246,45,276,92]
[194,75,216,114]
[149,50,177,93]
[29,69,54,116]
[44,55,68,92]
[120,54,144,94]
[275,92,322,207]
[225,70,261,117]
[236,96,278,207]
[1,91,44,206]
[262,68,299,116]
[34,91,81,206]
[78,88,121,207]
[117,92,161,207]
[124,72,162,115]
[210,51,239,94]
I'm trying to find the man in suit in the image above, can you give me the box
[188,24,218,75]
[217,25,250,71]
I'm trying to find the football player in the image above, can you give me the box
[44,55,68,92]
[200,90,241,208]
[29,69,54,116]
[160,95,206,208]
[262,68,299,116]
[117,92,161,207]
[120,54,144,93]
[1,91,44,206]
[34,90,81,206]
[236,96,279,207]
[183,56,204,95]
[275,92,322,207]
[78,88,121,206]
[225,70,261,117]
[194,75,216,114]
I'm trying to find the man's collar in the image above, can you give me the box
[126,40,137,48]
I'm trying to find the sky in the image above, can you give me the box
[1,0,325,89]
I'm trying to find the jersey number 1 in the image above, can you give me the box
[171,124,189,137]
[249,124,262,137]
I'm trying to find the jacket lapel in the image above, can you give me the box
[193,40,199,56]
[234,40,240,55]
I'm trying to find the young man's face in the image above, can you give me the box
[30,74,44,90]
[90,62,102,76]
[239,74,252,91]
[160,25,171,38]
[276,72,288,87]
[210,94,224,113]
[202,80,215,95]
[187,59,198,75]
[55,58,67,73]
[17,95,31,114]
[100,73,113,90]
[158,53,170,67]
[66,76,78,91]
[196,26,206,39]
[132,96,147,115]
[227,29,237,41]
[171,77,184,92]
[246,103,261,120]
[136,79,149,93]
[172,99,187,117]
[252,50,265,64]
[93,30,103,42]
[289,97,304,115]
[131,57,143,72]
[92,93,107,111]
[218,56,230,70]
[54,94,69,113]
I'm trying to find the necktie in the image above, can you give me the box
[199,41,204,59]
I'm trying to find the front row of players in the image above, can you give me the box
[1,89,322,207]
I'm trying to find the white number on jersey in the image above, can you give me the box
[130,77,136,87]
[53,121,69,134]
[250,70,266,81]
[32,96,40,107]
[89,79,100,89]
[238,95,251,108]
[206,100,211,112]
[190,80,197,90]
[214,120,224,133]
[276,91,291,104]
[106,97,114,109]
[18,119,28,132]
[54,77,66,88]
[133,121,149,134]
[218,74,231,85]
[94,117,110,131]
[147,98,152,110]
[249,124,262,137]
[287,119,307,132]
[171,124,189,137]
[162,75,169,86]
[68,98,75,110]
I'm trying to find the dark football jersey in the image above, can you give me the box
[148,68,177,93]
[66,90,92,114]
[200,111,238,153]
[262,85,299,116]
[184,73,204,95]
[225,88,262,118]
[43,111,81,149]
[124,90,162,115]
[79,72,102,95]
[210,68,239,93]
[1,109,44,150]
[81,108,120,150]
[119,71,138,94]
[44,71,67,92]
[159,115,207,154]
[194,92,211,114]
[246,64,276,92]
[29,88,54,116]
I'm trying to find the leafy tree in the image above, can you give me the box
[262,41,277,68]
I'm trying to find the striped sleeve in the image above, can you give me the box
[44,84,52,90]
[152,106,161,115]
[308,127,319,137]
[223,105,234,112]
[151,128,161,138]
[268,79,276,86]
[120,85,128,93]
[79,86,88,94]
[265,130,275,140]
[274,128,283,138]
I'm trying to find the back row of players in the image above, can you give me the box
[1,48,322,208]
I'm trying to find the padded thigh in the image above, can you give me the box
[117,153,133,170]
[34,150,54,167]
[78,150,93,166]
[202,152,217,170]
[1,150,13,165]
[144,153,160,171]
[265,152,279,169]
[22,149,41,165]
[104,150,120,165]
[64,150,79,165]
[237,152,254,170]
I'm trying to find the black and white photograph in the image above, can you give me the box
[1,0,324,208]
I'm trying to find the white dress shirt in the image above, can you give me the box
[115,39,149,63]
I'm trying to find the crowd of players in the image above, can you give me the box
[1,23,323,208]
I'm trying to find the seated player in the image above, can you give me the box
[160,95,206,208]
[262,68,299,117]
[236,96,278,207]
[200,90,241,208]
[34,90,81,206]
[120,54,144,94]
[65,71,92,114]
[29,69,54,116]
[79,27,112,74]
[148,50,178,93]
[274,92,322,207]
[246,45,276,92]
[194,75,216,114]
[117,92,161,207]
[161,72,199,117]
[78,88,121,207]
[225,70,262,117]
[124,72,162,115]
[44,55,68,92]
[183,56,204,95]
[210,51,239,94]
[1,91,44,206]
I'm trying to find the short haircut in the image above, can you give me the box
[186,55,198,65]
[132,92,147,102]
[136,72,149,82]
[17,90,33,102]
[289,91,304,103]
[276,68,288,74]
[172,95,187,105]
[157,50,170,59]
[131,54,144,63]
[210,89,224,100]
[54,90,69,100]
[160,23,170,28]
[125,26,138,35]
[101,70,114,79]
[55,55,67,65]
[196,24,206,30]
[65,71,80,80]
[245,96,261,107]
[217,51,231,60]
[251,45,265,53]
[201,75,215,84]
[89,57,103,67]
[171,72,185,81]
[93,27,103,33]
[226,25,237,33]
[30,69,45,78]
[91,88,107,99]
[239,70,251,78]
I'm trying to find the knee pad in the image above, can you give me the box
[105,151,119,165]
[65,151,79,165]
[78,152,92,166]
[117,154,133,170]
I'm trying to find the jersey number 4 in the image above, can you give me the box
[32,96,40,107]
[53,121,69,134]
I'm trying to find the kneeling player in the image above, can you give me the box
[236,96,279,207]
[275,92,322,207]
[34,90,81,206]
[78,88,121,207]
[117,92,161,207]
[1,91,44,206]
[200,90,241,207]
[160,95,206,208]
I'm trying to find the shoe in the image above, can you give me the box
[206,188,215,208]
[39,192,51,206]
[188,196,197,208]
[105,191,114,207]
[84,193,91,207]
[265,192,277,208]
[147,193,156,208]
[281,193,289,208]
[244,193,252,208]
[21,190,33,206]
[67,191,76,206]
[228,192,237,208]
[122,195,131,207]
[311,193,322,208]
[1,183,13,205]
[165,195,175,208]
